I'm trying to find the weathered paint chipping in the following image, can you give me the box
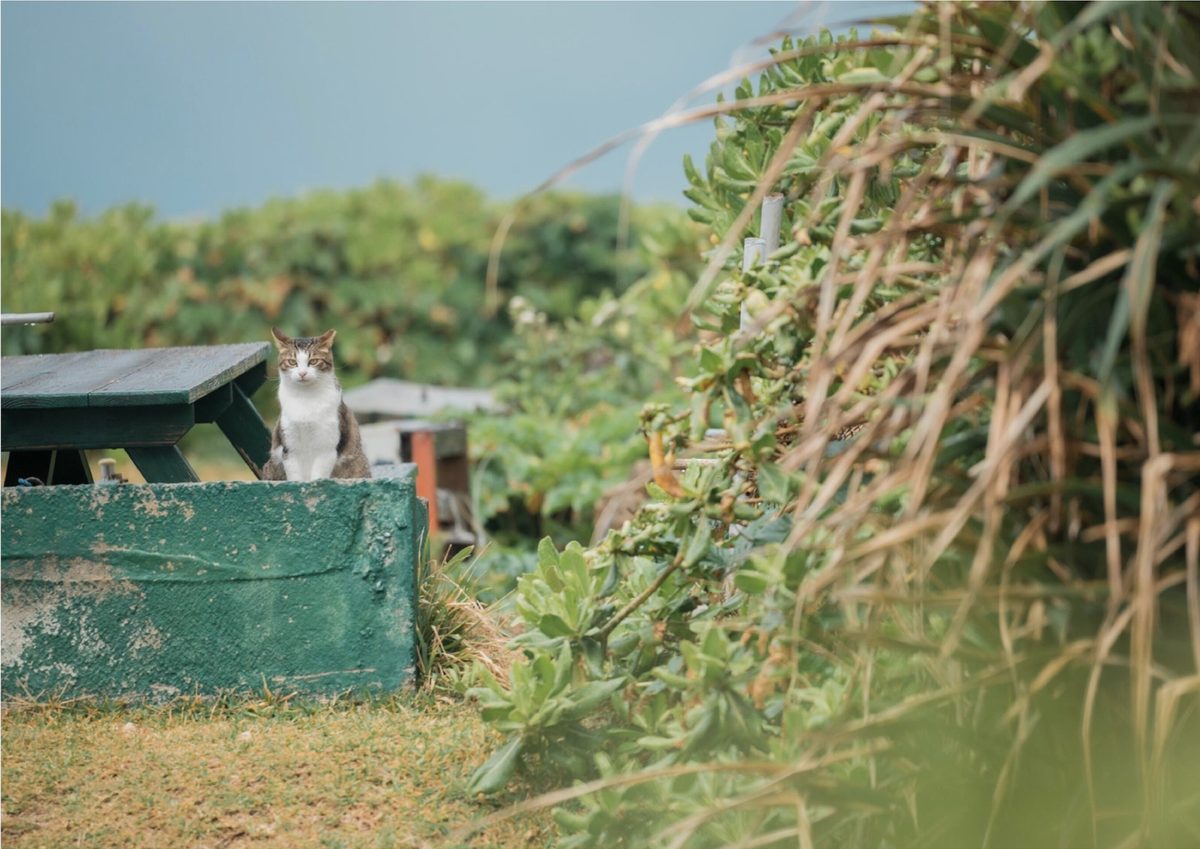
[1,469,426,699]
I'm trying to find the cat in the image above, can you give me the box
[260,327,371,481]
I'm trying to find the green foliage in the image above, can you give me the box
[465,542,628,794]
[471,4,1200,848]
[1,177,681,389]
[469,212,703,568]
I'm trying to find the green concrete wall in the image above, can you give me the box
[1,469,426,699]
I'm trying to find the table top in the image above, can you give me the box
[1,343,271,410]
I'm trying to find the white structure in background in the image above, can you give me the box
[342,379,500,548]
[343,379,501,420]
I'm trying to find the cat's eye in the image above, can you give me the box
[310,358,329,369]
[280,358,296,368]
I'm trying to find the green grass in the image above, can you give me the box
[1,693,552,849]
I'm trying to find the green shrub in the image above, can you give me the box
[469,4,1200,848]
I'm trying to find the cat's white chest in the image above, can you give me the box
[278,382,341,481]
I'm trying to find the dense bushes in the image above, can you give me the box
[467,4,1200,848]
[1,177,683,388]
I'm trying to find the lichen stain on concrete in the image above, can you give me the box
[150,683,181,699]
[1,564,142,671]
[129,622,165,653]
[73,611,111,660]
[1,593,60,669]
[87,485,117,518]
[131,491,196,521]
[135,493,170,517]
[383,604,416,646]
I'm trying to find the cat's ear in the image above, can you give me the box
[270,327,291,348]
[316,329,337,348]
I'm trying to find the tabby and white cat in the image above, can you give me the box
[261,328,371,481]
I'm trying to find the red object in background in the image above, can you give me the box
[409,430,440,531]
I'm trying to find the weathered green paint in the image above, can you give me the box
[1,404,197,451]
[0,343,269,409]
[1,468,427,700]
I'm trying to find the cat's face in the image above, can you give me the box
[271,328,337,387]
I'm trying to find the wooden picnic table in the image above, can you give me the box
[1,343,273,485]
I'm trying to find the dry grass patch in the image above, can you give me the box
[2,695,551,849]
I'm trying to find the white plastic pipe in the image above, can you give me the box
[760,194,784,256]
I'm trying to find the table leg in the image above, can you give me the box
[127,446,199,483]
[215,383,272,479]
[49,450,93,484]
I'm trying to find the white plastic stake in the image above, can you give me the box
[760,194,784,256]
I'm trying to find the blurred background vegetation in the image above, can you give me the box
[2,177,690,383]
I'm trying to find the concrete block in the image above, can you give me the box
[1,468,426,700]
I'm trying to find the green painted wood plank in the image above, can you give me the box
[1,351,95,392]
[1,344,271,409]
[90,343,270,407]
[1,405,195,452]
[127,446,200,483]
[0,350,160,409]
[216,383,272,476]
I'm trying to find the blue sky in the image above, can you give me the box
[2,1,909,219]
